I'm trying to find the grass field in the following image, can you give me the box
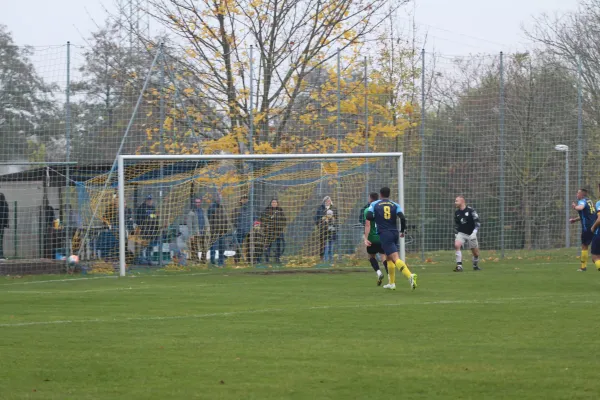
[1,249,599,400]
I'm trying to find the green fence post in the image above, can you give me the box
[13,201,17,258]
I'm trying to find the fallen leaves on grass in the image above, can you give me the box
[87,261,115,275]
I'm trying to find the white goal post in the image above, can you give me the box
[117,152,404,276]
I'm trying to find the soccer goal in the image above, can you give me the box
[116,153,404,276]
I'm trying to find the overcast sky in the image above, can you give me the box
[0,0,581,55]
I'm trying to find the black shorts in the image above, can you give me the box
[366,242,384,255]
[582,230,594,246]
[379,230,399,256]
[591,234,600,255]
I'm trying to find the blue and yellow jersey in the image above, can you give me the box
[366,199,403,233]
[594,200,600,235]
[578,198,597,232]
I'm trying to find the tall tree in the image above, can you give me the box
[426,53,578,250]
[525,0,600,121]
[70,23,159,162]
[0,25,57,162]
[138,0,407,149]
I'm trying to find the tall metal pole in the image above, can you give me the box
[65,41,72,263]
[249,45,254,154]
[566,152,570,249]
[13,201,17,257]
[158,43,165,267]
[577,55,583,188]
[499,52,506,258]
[249,45,255,265]
[159,45,166,153]
[336,49,341,153]
[419,49,426,262]
[118,155,126,276]
[398,155,405,261]
[335,49,342,261]
[364,56,369,200]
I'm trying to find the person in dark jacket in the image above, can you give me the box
[136,195,159,239]
[233,194,255,262]
[261,198,287,263]
[186,197,209,263]
[42,195,56,259]
[244,221,265,264]
[0,193,8,259]
[314,196,338,260]
[135,195,159,264]
[103,194,134,231]
[207,192,229,266]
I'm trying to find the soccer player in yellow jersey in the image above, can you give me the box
[364,187,417,290]
[363,192,388,286]
[587,184,600,271]
[570,189,597,271]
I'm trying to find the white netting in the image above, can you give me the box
[419,53,580,253]
[112,156,401,271]
[0,17,590,275]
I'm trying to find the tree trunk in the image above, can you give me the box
[217,10,238,132]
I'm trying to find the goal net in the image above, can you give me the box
[111,153,403,275]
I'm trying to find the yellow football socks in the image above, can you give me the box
[395,259,412,279]
[595,259,600,271]
[581,250,589,269]
[388,263,396,284]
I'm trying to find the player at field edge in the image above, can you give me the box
[574,188,600,271]
[363,192,389,286]
[454,196,481,272]
[365,187,417,290]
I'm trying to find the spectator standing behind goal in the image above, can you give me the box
[207,192,229,267]
[135,195,159,263]
[233,194,255,263]
[0,193,8,260]
[314,196,338,261]
[186,197,209,263]
[322,209,338,263]
[245,221,265,264]
[136,195,159,237]
[454,196,481,272]
[104,195,134,233]
[104,195,118,229]
[261,199,287,264]
[42,195,56,259]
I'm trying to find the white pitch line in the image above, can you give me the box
[0,276,118,286]
[0,295,590,328]
[3,286,181,295]
[0,272,217,287]
[0,281,265,295]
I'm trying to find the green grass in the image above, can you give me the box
[1,249,599,399]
